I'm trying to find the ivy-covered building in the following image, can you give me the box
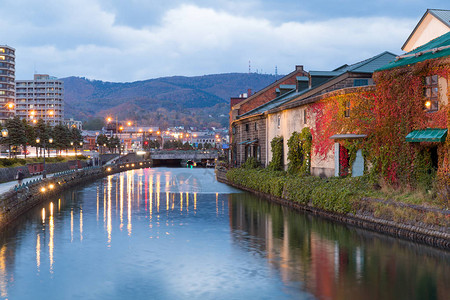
[230,66,308,167]
[305,31,449,199]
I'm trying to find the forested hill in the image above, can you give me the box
[62,73,280,128]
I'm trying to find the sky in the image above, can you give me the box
[0,0,448,82]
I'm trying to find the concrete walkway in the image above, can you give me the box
[0,173,60,194]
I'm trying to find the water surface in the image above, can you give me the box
[0,167,448,299]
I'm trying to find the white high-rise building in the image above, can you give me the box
[16,74,64,126]
[0,45,15,124]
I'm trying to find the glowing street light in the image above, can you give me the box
[106,117,113,123]
[127,121,132,126]
[36,137,53,178]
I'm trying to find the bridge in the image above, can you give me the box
[150,150,219,167]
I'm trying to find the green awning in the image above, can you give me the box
[406,128,448,142]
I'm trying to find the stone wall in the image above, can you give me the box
[216,169,450,250]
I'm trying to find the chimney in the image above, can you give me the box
[247,89,252,97]
[296,65,304,72]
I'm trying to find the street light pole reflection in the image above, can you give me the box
[107,176,112,244]
[120,174,124,231]
[36,234,41,272]
[127,172,132,236]
[49,202,54,273]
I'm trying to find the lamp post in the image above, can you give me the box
[1,129,8,157]
[36,137,52,178]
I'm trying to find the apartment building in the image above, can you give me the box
[0,45,15,123]
[15,74,64,126]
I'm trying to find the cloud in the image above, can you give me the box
[1,1,415,82]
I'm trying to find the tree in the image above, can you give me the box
[22,119,35,159]
[183,141,192,150]
[71,127,83,144]
[70,127,83,157]
[4,117,26,157]
[53,124,71,155]
[108,136,121,153]
[97,134,109,154]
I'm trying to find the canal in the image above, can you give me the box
[0,167,448,299]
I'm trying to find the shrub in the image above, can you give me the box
[241,157,260,169]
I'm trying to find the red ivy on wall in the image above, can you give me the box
[310,57,449,187]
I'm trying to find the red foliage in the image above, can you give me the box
[310,57,449,186]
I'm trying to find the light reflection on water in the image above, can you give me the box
[0,167,447,299]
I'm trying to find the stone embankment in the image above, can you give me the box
[216,169,450,250]
[0,160,151,230]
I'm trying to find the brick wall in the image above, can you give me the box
[231,115,267,166]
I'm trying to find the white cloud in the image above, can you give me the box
[1,2,415,82]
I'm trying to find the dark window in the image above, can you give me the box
[354,79,368,87]
[254,122,257,131]
[303,109,307,124]
[245,124,249,131]
[424,75,439,112]
[344,101,351,117]
[232,126,236,134]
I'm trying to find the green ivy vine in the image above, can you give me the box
[268,136,284,171]
[287,127,312,175]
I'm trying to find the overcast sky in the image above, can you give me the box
[0,0,447,82]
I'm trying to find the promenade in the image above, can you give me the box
[0,173,50,194]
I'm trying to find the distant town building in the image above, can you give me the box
[0,45,15,124]
[64,118,82,130]
[15,74,64,126]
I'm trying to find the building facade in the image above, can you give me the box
[0,45,15,123]
[15,74,64,126]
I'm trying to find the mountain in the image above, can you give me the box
[62,73,280,128]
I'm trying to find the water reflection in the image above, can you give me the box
[0,168,446,299]
[228,193,450,300]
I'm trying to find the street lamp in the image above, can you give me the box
[1,129,8,157]
[72,141,83,170]
[36,137,52,178]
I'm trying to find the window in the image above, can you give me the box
[232,126,236,134]
[254,122,258,131]
[277,115,281,129]
[245,124,249,131]
[0,56,5,61]
[303,109,307,124]
[424,75,438,112]
[354,79,368,87]
[344,101,351,118]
